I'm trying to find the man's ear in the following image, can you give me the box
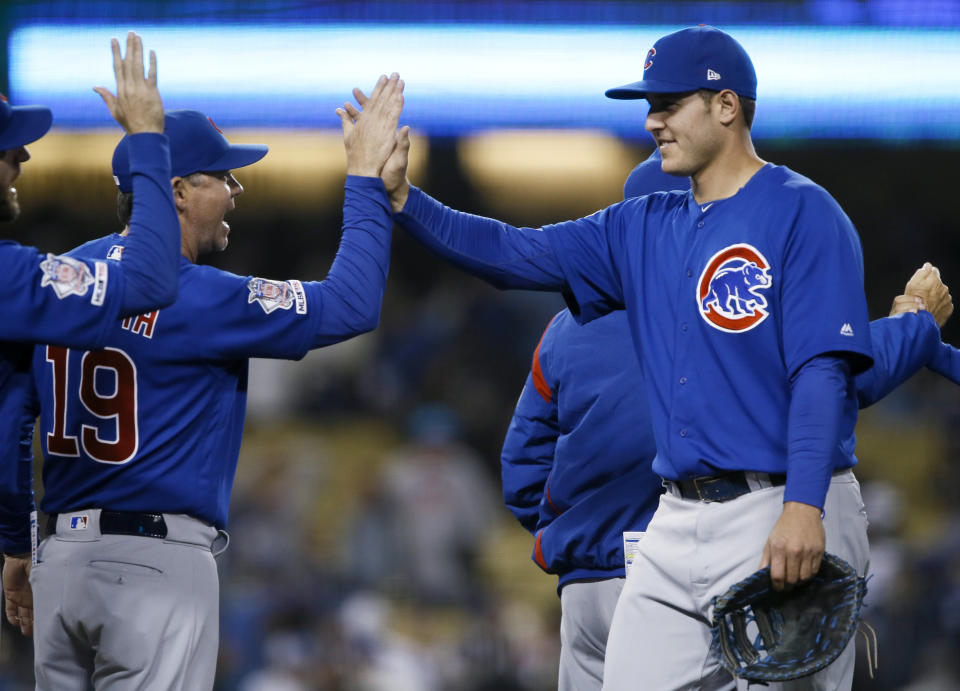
[171,176,188,211]
[715,90,741,127]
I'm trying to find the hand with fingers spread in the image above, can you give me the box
[336,73,405,179]
[93,32,164,134]
[3,554,33,636]
[903,262,953,327]
[760,501,825,590]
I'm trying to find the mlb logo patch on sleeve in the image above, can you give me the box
[39,254,96,301]
[247,277,307,315]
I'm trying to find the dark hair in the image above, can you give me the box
[699,89,756,130]
[117,191,133,226]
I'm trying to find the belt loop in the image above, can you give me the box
[212,530,230,558]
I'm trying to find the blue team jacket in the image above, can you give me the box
[501,308,943,592]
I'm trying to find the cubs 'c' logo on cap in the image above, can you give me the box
[644,47,657,71]
[697,243,773,333]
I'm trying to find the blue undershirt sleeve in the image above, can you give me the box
[118,133,180,316]
[396,186,567,291]
[928,341,960,385]
[784,354,852,509]
[856,311,940,408]
[309,176,393,347]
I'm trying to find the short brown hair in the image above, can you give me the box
[117,191,133,226]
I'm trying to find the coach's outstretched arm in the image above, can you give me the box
[299,73,406,343]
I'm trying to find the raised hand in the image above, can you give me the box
[93,32,164,134]
[382,126,412,213]
[336,73,405,178]
[903,262,953,327]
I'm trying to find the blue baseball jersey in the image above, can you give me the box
[501,309,660,589]
[501,307,937,591]
[0,134,181,553]
[28,176,392,531]
[929,341,960,385]
[395,163,874,509]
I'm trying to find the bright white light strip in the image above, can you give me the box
[10,24,960,137]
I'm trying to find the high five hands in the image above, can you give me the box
[340,75,411,212]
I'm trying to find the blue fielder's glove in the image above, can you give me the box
[710,552,867,683]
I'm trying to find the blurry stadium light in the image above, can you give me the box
[458,131,642,221]
[8,23,960,140]
[20,129,429,209]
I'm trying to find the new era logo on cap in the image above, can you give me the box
[707,69,722,80]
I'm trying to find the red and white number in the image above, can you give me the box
[44,346,139,464]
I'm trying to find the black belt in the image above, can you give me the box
[47,510,168,539]
[672,471,786,502]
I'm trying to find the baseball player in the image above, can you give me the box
[12,74,405,690]
[501,151,952,691]
[352,25,913,688]
[1,32,181,638]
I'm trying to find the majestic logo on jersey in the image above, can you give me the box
[247,278,308,315]
[39,254,95,300]
[697,244,773,333]
[644,47,657,71]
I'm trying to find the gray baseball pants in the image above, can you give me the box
[558,578,624,691]
[30,510,221,691]
[602,470,870,691]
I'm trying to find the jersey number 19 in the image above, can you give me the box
[44,345,139,464]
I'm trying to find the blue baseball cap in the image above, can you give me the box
[0,93,53,150]
[606,26,757,101]
[112,109,268,192]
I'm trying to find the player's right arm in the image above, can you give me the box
[360,95,630,322]
[501,316,561,534]
[0,34,178,348]
[94,32,179,317]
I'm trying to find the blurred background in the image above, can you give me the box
[2,0,960,689]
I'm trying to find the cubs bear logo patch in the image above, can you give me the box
[247,278,307,315]
[697,244,773,333]
[39,254,95,300]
